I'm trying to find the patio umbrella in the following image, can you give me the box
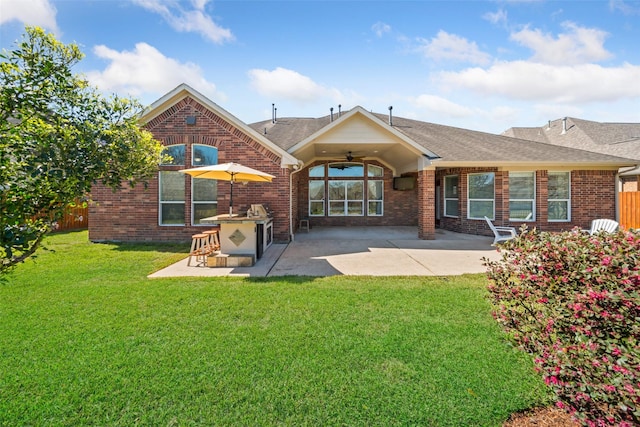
[179,162,275,216]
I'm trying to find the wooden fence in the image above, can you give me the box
[619,191,640,230]
[33,202,89,232]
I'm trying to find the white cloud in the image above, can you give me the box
[510,21,612,65]
[248,67,343,104]
[416,31,492,65]
[372,22,391,38]
[609,0,640,15]
[132,0,234,44]
[483,9,508,25]
[435,60,640,104]
[86,42,223,101]
[0,0,59,33]
[409,94,474,118]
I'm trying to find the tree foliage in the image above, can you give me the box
[0,27,165,273]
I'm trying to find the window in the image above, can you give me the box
[161,144,185,166]
[468,172,495,219]
[192,144,218,166]
[309,165,325,177]
[444,175,459,217]
[159,171,185,225]
[368,180,383,215]
[548,172,571,221]
[309,180,325,216]
[328,162,364,177]
[509,172,535,221]
[329,180,364,216]
[192,178,217,224]
[191,145,218,224]
[368,164,383,177]
[308,163,384,217]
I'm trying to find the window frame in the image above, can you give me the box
[443,175,459,218]
[191,144,218,167]
[508,171,536,221]
[467,172,495,220]
[161,144,186,166]
[158,170,185,226]
[308,180,325,217]
[548,171,571,222]
[190,144,218,226]
[328,180,364,217]
[191,178,218,225]
[367,180,384,216]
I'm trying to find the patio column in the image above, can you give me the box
[418,168,436,239]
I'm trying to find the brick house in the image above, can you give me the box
[89,84,638,243]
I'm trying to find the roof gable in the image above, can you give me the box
[140,84,298,166]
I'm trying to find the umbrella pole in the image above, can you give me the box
[229,178,234,217]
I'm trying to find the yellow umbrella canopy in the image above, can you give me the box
[179,162,275,216]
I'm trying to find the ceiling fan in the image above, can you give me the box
[344,151,365,162]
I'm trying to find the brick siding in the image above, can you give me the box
[89,96,291,243]
[294,161,419,229]
[436,168,618,237]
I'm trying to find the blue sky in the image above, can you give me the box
[2,0,639,133]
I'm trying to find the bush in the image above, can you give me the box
[485,227,640,426]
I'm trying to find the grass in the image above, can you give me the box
[0,231,549,426]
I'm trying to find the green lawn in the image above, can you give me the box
[0,231,549,426]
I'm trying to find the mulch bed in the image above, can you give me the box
[504,406,580,426]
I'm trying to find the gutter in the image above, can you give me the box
[619,164,640,176]
[288,161,305,242]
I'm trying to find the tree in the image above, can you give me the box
[1,27,165,273]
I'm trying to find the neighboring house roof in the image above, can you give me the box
[250,108,636,170]
[502,117,640,161]
[140,83,299,167]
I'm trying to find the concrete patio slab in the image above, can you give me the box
[148,227,501,278]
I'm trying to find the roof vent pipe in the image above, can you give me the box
[388,106,393,126]
[338,104,342,117]
[330,107,334,122]
[547,120,551,130]
[561,117,567,135]
[274,107,277,123]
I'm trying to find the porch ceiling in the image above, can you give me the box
[292,141,423,175]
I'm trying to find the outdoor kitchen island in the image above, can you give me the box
[201,205,273,267]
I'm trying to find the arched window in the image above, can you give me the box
[328,162,364,177]
[192,144,218,166]
[161,144,185,166]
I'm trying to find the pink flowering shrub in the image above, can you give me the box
[485,227,640,426]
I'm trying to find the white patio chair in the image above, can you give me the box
[587,219,619,235]
[484,216,517,246]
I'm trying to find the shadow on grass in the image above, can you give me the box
[106,241,190,254]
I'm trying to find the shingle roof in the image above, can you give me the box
[249,109,636,166]
[503,117,640,161]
